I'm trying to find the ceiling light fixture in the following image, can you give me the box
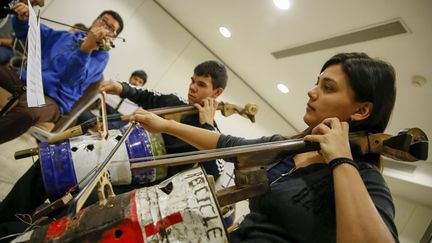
[411,75,427,87]
[277,83,289,93]
[273,0,291,10]
[219,27,231,38]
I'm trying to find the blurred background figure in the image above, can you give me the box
[68,22,87,32]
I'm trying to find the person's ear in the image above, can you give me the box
[350,102,373,121]
[211,88,224,98]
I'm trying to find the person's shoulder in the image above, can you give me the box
[357,159,379,171]
[147,89,187,105]
[356,159,388,185]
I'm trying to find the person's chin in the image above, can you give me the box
[303,115,313,126]
[188,95,196,104]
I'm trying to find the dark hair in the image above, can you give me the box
[194,60,228,89]
[320,52,396,134]
[97,10,124,36]
[72,23,87,31]
[130,70,147,82]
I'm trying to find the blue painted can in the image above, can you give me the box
[39,140,77,202]
[39,126,166,201]
[121,125,167,184]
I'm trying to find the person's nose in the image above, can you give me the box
[307,87,318,100]
[189,82,198,92]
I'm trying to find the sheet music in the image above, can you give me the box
[105,81,140,115]
[117,98,140,115]
[26,0,45,107]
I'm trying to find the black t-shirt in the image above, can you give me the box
[217,134,399,243]
[120,83,222,179]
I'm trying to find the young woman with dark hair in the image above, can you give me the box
[131,52,398,243]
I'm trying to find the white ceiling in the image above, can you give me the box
[154,0,432,205]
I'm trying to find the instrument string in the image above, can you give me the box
[110,138,307,164]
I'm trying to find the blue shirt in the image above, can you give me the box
[12,16,109,113]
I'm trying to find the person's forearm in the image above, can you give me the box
[0,38,13,47]
[164,119,220,150]
[333,165,394,243]
[120,83,144,105]
[61,51,107,87]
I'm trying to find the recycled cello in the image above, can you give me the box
[14,101,258,201]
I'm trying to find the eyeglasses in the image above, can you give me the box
[98,16,117,36]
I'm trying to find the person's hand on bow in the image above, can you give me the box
[129,108,169,133]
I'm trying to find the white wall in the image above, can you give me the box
[40,0,296,138]
[392,195,432,243]
[36,0,431,242]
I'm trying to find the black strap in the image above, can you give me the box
[328,157,359,171]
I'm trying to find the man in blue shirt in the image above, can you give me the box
[0,2,124,144]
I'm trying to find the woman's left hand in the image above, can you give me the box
[303,117,353,163]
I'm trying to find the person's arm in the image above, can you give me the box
[100,81,185,109]
[332,163,397,243]
[58,27,110,86]
[304,117,395,243]
[59,48,108,87]
[130,109,220,150]
[0,37,13,47]
[130,108,284,150]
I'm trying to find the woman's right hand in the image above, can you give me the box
[303,117,353,163]
[129,109,171,133]
[99,80,123,95]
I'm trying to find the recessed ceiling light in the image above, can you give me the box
[411,75,427,87]
[219,27,231,38]
[277,83,289,93]
[273,0,291,10]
